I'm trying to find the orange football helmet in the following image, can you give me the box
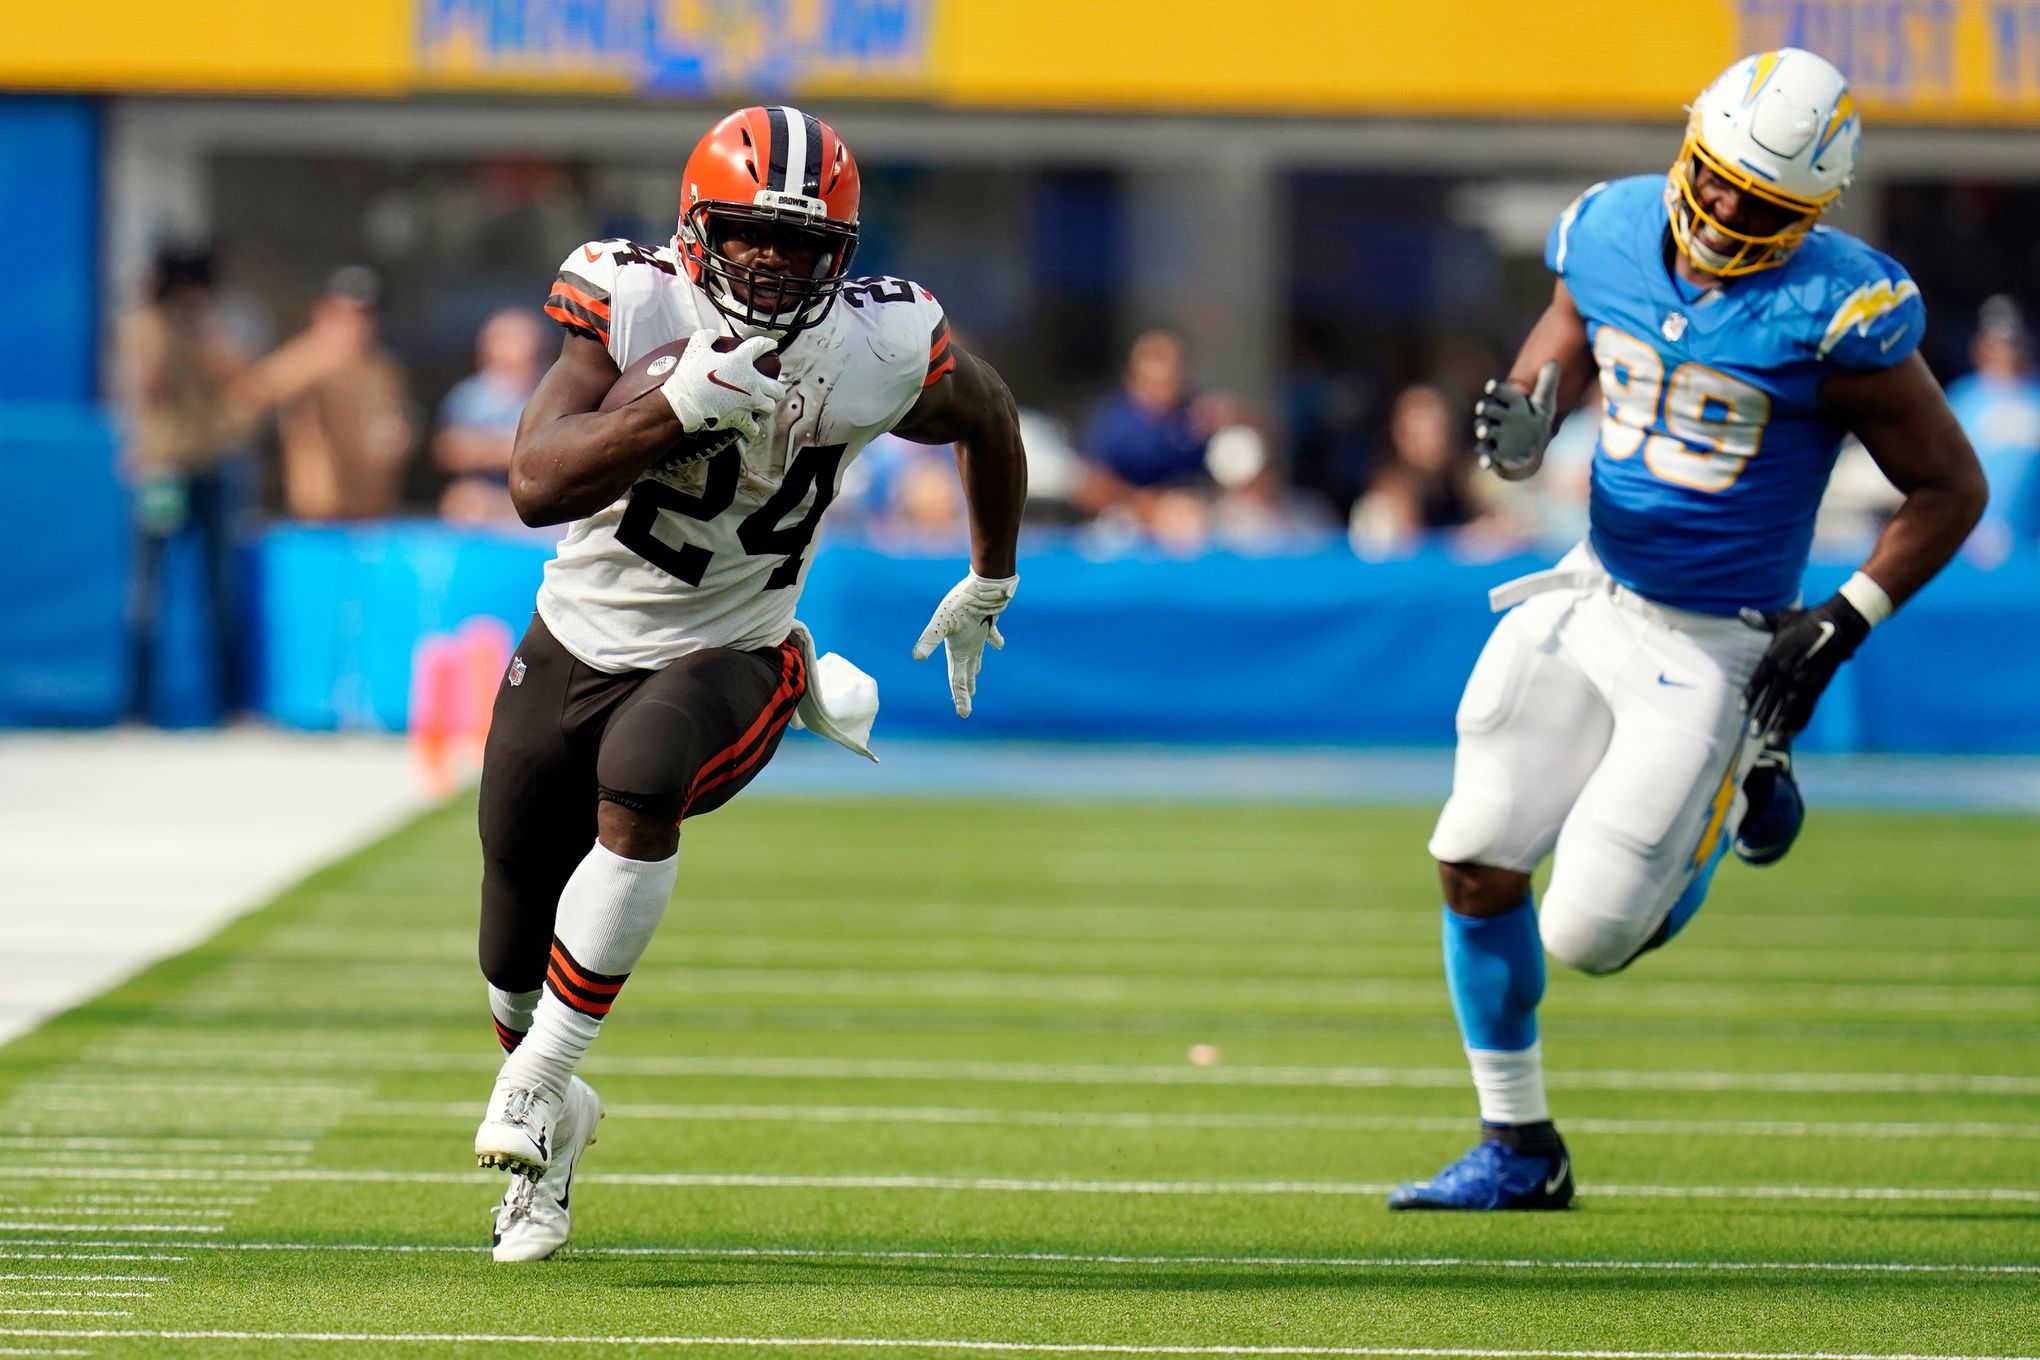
[677,105,861,337]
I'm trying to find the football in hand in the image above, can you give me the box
[599,335,782,469]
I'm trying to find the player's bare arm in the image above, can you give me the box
[1474,279,1595,481]
[1739,353,1990,740]
[892,342,1028,717]
[507,333,672,526]
[1737,356,1989,739]
[1821,353,1988,606]
[891,343,1027,578]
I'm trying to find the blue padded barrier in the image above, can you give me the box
[242,523,2040,754]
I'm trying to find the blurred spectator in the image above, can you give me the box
[116,242,253,720]
[1281,321,1376,517]
[1205,422,1340,553]
[435,307,547,527]
[1350,384,1513,556]
[239,266,415,520]
[1014,409,1089,525]
[1481,388,1598,550]
[1945,295,2040,563]
[835,432,968,547]
[1078,329,1212,517]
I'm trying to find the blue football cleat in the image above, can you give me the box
[1734,744,1803,866]
[1388,1134,1574,1211]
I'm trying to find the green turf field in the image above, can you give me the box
[1,795,2035,1359]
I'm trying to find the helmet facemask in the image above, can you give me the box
[1667,115,1835,279]
[680,197,858,339]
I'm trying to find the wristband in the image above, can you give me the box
[1837,571,1894,627]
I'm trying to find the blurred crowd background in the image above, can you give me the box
[7,0,2040,749]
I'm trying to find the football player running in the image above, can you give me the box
[1391,50,1986,1211]
[473,106,1025,1258]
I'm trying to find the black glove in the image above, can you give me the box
[1739,594,1872,739]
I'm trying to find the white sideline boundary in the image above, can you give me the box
[4,1170,2037,1201]
[0,730,429,1049]
[1,1331,2035,1360]
[0,1239,2032,1277]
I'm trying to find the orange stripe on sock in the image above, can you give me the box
[545,965,618,1017]
[547,945,625,998]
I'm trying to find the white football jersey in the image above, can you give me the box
[535,238,952,673]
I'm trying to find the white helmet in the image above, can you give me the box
[1668,48,1859,277]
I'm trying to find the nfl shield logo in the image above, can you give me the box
[508,656,526,687]
[1661,312,1689,342]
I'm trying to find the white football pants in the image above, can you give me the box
[1428,545,1771,974]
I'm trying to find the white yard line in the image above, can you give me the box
[0,1239,2029,1277]
[3,1171,2036,1202]
[379,1100,2040,1141]
[0,1138,308,1154]
[0,1331,2034,1360]
[0,1209,236,1219]
[0,1254,182,1264]
[0,1226,221,1236]
[0,729,429,1049]
[0,1255,183,1264]
[82,1050,2040,1096]
[0,1308,128,1317]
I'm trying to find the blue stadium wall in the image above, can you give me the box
[0,97,122,725]
[248,525,2040,755]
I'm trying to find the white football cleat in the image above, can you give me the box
[491,1076,602,1263]
[474,1076,562,1180]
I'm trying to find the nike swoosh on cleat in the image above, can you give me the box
[1544,1157,1570,1196]
[1656,673,1694,688]
[705,368,748,394]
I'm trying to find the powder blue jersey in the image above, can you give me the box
[1546,175,1924,614]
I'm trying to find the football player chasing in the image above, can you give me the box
[472,106,1025,1259]
[1391,49,1987,1211]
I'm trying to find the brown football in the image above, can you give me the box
[599,335,782,467]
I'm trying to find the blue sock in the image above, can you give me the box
[1442,894,1544,1052]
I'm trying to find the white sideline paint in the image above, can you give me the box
[3,1239,2032,1277]
[380,1100,2040,1142]
[1,1331,2035,1360]
[4,1170,2037,1202]
[0,729,429,1048]
[90,1050,2040,1097]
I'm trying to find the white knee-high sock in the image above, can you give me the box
[498,842,678,1096]
[488,986,541,1054]
[1467,1042,1551,1125]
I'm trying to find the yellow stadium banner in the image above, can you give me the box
[0,0,2034,125]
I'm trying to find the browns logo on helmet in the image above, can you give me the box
[676,105,861,339]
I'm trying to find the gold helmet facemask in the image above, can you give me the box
[1666,115,1836,278]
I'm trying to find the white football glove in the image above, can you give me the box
[658,330,786,444]
[1472,360,1560,479]
[912,572,1018,719]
